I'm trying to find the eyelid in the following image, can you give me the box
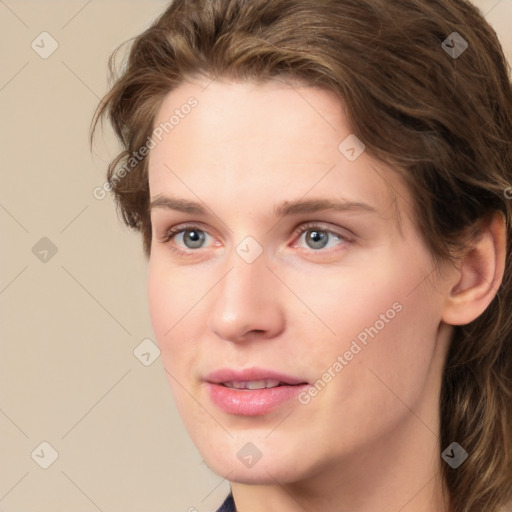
[294,221,352,236]
[291,222,353,245]
[158,222,212,242]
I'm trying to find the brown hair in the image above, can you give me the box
[91,1,512,510]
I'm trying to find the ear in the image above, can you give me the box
[442,211,507,326]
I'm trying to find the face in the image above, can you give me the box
[147,78,452,485]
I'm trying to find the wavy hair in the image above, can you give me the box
[91,1,512,510]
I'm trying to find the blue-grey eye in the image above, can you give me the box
[182,229,206,249]
[305,230,329,249]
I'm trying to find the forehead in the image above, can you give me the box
[148,78,408,228]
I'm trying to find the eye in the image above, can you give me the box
[294,224,348,251]
[160,224,216,253]
[177,228,207,249]
[158,222,350,257]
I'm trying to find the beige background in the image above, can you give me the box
[1,1,511,511]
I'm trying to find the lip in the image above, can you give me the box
[203,367,310,416]
[204,367,308,386]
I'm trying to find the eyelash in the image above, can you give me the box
[159,222,351,257]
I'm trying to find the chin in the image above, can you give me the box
[199,440,314,484]
[208,458,300,484]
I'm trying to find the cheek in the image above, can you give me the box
[147,257,200,338]
[294,253,442,394]
[147,264,170,339]
[146,257,208,382]
[147,262,196,411]
[331,281,441,425]
[147,259,191,376]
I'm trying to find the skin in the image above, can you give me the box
[146,78,505,512]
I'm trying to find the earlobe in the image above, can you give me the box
[441,211,507,326]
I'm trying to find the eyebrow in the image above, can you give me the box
[150,196,379,217]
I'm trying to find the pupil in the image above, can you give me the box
[307,230,328,249]
[184,230,205,249]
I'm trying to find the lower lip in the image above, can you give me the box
[205,382,309,416]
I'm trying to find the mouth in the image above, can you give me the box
[220,379,304,390]
[204,368,310,416]
[205,367,308,386]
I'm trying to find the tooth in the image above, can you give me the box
[246,379,280,390]
[222,379,282,390]
[243,380,265,390]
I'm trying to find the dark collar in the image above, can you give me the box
[216,492,236,512]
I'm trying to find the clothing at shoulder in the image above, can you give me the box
[216,492,236,512]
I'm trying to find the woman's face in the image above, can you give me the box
[147,78,453,485]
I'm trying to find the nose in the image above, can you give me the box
[207,251,285,343]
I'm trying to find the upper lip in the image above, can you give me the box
[204,367,309,385]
